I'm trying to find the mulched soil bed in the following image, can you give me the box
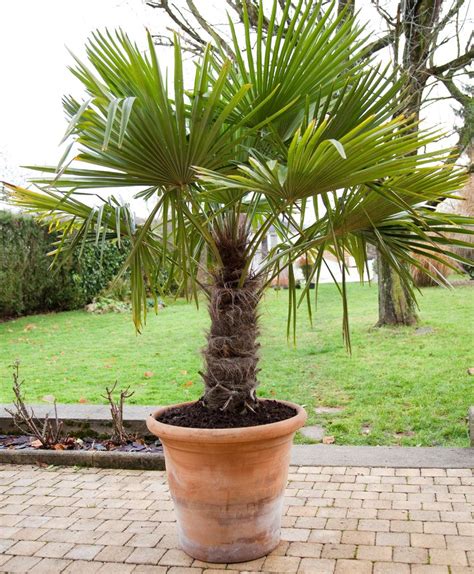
[0,434,163,453]
[157,399,296,429]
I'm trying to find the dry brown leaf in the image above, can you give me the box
[23,324,36,332]
[322,436,335,444]
[467,367,474,376]
[144,371,154,379]
[30,439,43,448]
[78,397,89,404]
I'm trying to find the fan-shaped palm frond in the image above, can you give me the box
[30,30,285,192]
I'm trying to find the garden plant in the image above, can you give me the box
[5,0,473,562]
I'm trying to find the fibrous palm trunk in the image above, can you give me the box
[200,222,262,412]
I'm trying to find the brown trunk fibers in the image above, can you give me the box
[200,220,262,413]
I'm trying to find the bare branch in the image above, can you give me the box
[428,46,474,75]
[440,75,471,106]
[146,0,207,48]
[186,0,236,58]
[370,0,396,27]
[102,382,135,445]
[151,34,174,48]
[152,29,205,56]
[5,361,64,448]
[433,0,467,33]
[438,73,472,170]
[364,31,397,56]
[243,0,270,29]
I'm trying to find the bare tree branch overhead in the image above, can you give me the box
[439,72,473,171]
[434,0,468,33]
[428,45,474,75]
[146,0,207,49]
[186,0,236,58]
[365,30,397,56]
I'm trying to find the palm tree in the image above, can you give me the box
[6,0,472,415]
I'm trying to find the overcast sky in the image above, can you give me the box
[0,0,470,193]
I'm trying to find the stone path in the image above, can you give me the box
[0,464,472,573]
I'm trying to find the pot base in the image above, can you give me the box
[179,525,280,563]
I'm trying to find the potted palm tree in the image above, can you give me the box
[6,0,472,563]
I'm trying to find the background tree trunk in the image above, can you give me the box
[376,254,418,326]
[377,0,441,327]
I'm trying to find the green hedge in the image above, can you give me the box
[0,210,127,319]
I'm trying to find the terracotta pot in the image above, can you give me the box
[146,400,306,563]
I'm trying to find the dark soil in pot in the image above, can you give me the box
[156,398,296,428]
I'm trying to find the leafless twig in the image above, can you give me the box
[102,382,135,445]
[5,361,64,448]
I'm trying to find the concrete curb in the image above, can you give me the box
[469,405,474,447]
[0,445,472,471]
[0,447,165,470]
[292,445,474,468]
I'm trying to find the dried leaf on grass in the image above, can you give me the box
[322,436,335,444]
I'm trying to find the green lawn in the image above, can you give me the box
[1,283,473,446]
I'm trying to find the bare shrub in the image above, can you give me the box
[102,382,135,444]
[6,361,64,448]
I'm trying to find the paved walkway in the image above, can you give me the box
[0,464,472,573]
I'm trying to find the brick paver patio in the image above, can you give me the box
[0,464,472,573]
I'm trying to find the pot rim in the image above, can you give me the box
[146,399,307,444]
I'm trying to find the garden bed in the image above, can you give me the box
[0,434,162,453]
[0,404,165,470]
[0,434,165,470]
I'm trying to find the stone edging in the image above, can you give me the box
[0,448,165,470]
[0,444,472,470]
[291,445,474,469]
